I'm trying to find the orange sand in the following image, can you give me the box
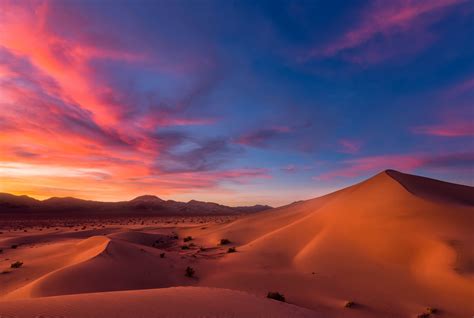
[0,170,472,317]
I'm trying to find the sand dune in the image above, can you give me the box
[184,170,474,317]
[0,287,317,318]
[0,170,472,317]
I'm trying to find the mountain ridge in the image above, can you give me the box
[0,193,272,216]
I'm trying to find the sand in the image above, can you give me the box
[0,170,472,317]
[0,287,317,318]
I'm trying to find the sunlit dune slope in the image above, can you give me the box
[0,287,317,318]
[187,170,474,317]
[3,232,192,299]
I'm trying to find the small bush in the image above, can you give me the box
[427,307,437,314]
[227,247,236,253]
[183,236,193,242]
[185,266,195,277]
[220,238,231,245]
[11,244,18,249]
[344,301,355,308]
[11,261,23,268]
[160,252,165,258]
[267,291,285,302]
[181,245,190,250]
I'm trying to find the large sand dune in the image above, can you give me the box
[184,170,474,317]
[0,170,472,317]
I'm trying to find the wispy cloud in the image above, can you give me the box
[236,126,292,147]
[338,139,363,154]
[304,0,467,63]
[313,152,473,181]
[412,121,474,137]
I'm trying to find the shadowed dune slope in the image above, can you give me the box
[386,169,474,206]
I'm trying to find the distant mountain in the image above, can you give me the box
[0,193,40,209]
[0,193,272,217]
[233,204,273,213]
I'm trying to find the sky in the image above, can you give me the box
[0,0,473,206]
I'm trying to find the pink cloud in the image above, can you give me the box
[338,139,362,154]
[444,77,474,98]
[314,152,474,181]
[281,164,298,173]
[0,2,236,201]
[211,168,272,181]
[305,0,466,63]
[237,126,292,147]
[314,154,422,181]
[413,121,474,137]
[412,102,473,137]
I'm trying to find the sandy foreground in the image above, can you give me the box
[0,170,473,317]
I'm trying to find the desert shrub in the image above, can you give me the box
[11,244,18,249]
[181,245,190,250]
[427,307,437,314]
[267,292,285,302]
[185,266,195,277]
[220,238,231,245]
[183,236,193,242]
[160,252,165,258]
[227,247,236,253]
[344,301,355,308]
[11,261,23,268]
